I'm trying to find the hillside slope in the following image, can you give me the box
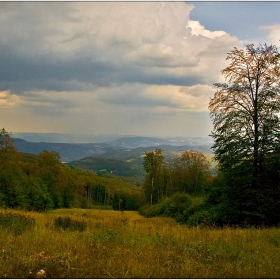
[68,156,146,181]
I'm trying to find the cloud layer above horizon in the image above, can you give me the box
[0,2,279,138]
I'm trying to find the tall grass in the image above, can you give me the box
[54,216,87,232]
[0,212,35,235]
[0,208,279,278]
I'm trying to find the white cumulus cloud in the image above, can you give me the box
[187,20,227,39]
[261,24,280,45]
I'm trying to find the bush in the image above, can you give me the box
[186,210,213,227]
[139,193,206,225]
[0,212,36,235]
[162,193,193,219]
[54,216,87,232]
[139,203,165,217]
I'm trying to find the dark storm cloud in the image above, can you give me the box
[0,46,114,92]
[0,46,203,95]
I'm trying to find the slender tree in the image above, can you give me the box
[209,44,280,225]
[0,128,19,169]
[143,148,164,204]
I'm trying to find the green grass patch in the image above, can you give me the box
[0,212,35,235]
[54,216,87,232]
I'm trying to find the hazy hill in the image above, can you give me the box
[68,156,146,181]
[14,135,213,163]
[13,138,117,162]
[107,136,213,149]
[67,147,187,181]
[12,132,121,143]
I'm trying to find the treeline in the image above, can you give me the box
[0,128,145,211]
[139,148,215,225]
[139,147,280,227]
[140,44,280,228]
[142,149,213,204]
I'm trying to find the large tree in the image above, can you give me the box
[209,44,280,225]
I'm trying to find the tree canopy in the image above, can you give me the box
[142,149,212,205]
[209,44,280,226]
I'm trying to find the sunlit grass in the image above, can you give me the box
[0,208,279,278]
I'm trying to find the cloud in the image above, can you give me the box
[187,20,227,39]
[0,90,21,106]
[0,2,238,91]
[0,2,243,137]
[261,24,280,45]
[97,82,215,114]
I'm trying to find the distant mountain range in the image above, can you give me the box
[12,132,121,143]
[14,138,115,163]
[13,135,213,163]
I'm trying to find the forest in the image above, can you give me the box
[0,127,213,217]
[0,128,145,212]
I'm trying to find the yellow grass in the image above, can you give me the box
[0,208,280,278]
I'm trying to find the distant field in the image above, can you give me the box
[0,208,279,278]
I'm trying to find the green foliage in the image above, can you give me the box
[168,150,212,196]
[140,149,214,225]
[0,128,146,212]
[186,210,213,227]
[0,170,29,209]
[207,163,280,227]
[142,149,212,207]
[138,203,164,218]
[68,156,145,180]
[208,43,280,227]
[139,193,206,225]
[0,128,18,169]
[54,216,87,232]
[143,148,164,204]
[0,212,35,235]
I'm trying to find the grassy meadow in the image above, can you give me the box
[0,208,280,278]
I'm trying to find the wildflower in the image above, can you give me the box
[36,269,46,278]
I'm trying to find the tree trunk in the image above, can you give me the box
[253,100,259,188]
[151,177,154,205]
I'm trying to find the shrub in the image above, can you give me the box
[162,193,193,218]
[54,216,87,232]
[139,193,206,226]
[139,203,165,218]
[186,210,213,227]
[0,212,36,235]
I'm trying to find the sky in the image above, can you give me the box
[1,1,280,139]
